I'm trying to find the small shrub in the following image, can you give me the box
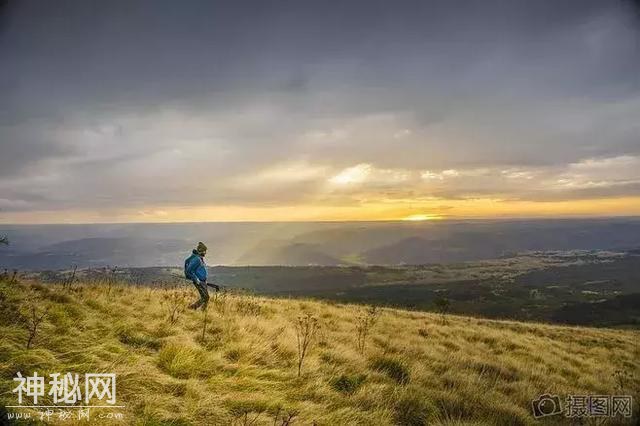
[269,406,298,426]
[294,313,319,377]
[160,288,190,325]
[355,306,381,354]
[227,399,270,425]
[330,374,366,395]
[369,355,410,384]
[21,297,49,349]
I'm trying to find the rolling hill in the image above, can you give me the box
[0,275,638,424]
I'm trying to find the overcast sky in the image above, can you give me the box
[1,0,639,223]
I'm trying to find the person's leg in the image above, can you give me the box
[189,280,209,310]
[189,293,202,310]
[195,280,209,310]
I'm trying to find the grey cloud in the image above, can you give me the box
[2,0,637,113]
[1,0,639,214]
[0,124,77,176]
[521,182,640,202]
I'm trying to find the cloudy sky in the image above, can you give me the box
[1,0,639,223]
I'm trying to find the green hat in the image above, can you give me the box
[196,242,207,255]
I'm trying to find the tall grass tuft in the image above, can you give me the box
[394,391,434,426]
[369,355,411,384]
[330,373,367,395]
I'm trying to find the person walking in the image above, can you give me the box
[184,242,219,310]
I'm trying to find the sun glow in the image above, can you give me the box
[402,214,442,221]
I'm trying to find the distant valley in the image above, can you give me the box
[2,218,640,269]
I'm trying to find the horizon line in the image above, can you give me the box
[1,214,640,226]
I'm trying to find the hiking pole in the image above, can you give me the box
[206,282,220,292]
[171,272,222,290]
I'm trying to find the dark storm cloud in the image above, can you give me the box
[0,0,639,214]
[3,0,638,110]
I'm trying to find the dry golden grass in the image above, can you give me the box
[0,278,638,425]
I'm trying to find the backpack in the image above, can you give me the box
[184,254,195,280]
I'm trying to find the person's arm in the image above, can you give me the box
[200,261,219,291]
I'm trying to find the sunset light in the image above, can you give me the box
[402,214,442,221]
[0,0,638,225]
[2,2,640,425]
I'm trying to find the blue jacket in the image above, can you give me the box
[184,250,207,283]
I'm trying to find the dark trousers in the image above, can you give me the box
[190,280,209,310]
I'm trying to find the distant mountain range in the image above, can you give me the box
[1,218,640,270]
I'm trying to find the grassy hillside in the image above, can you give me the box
[28,250,640,327]
[0,277,638,425]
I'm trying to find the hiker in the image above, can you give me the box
[184,242,219,310]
